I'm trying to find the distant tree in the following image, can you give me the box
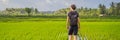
[35,8,38,13]
[25,8,32,16]
[102,5,106,14]
[99,4,106,16]
[116,2,120,15]
[109,2,116,15]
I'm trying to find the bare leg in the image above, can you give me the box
[69,35,72,40]
[74,35,77,40]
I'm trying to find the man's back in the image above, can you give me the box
[68,11,79,26]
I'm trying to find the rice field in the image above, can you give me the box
[0,17,120,40]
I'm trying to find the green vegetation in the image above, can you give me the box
[25,8,32,16]
[0,17,120,40]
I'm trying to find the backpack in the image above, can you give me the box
[68,11,78,26]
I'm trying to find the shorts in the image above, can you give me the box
[68,25,78,35]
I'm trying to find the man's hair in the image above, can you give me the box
[71,4,76,10]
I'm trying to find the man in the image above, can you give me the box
[66,4,80,40]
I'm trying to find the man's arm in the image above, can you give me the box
[66,16,70,29]
[78,17,80,29]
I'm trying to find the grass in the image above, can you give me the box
[0,21,67,40]
[0,16,120,22]
[80,22,120,40]
[0,17,120,40]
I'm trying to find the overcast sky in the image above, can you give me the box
[0,0,120,11]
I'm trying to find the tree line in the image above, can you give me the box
[0,2,120,17]
[55,2,120,16]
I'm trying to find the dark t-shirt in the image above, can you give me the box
[68,11,79,26]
